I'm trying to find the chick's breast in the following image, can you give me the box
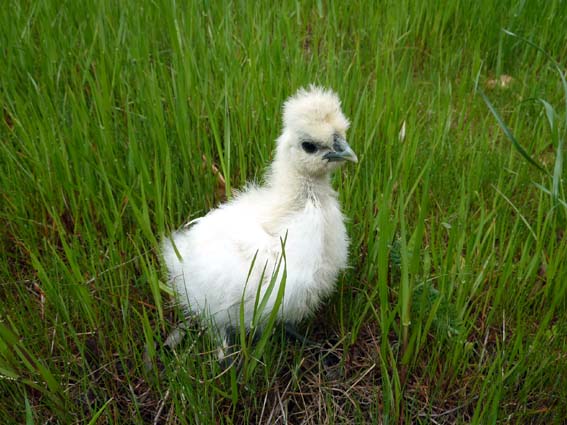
[276,197,348,322]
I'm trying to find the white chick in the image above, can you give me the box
[162,86,357,350]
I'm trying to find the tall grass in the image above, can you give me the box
[1,0,566,423]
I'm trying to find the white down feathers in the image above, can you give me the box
[162,86,355,339]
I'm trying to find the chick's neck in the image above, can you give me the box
[267,159,336,209]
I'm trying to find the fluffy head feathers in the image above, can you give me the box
[282,85,350,141]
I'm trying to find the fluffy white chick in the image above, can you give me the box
[162,86,357,348]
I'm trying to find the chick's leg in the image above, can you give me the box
[284,322,318,346]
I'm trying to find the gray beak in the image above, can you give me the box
[323,137,358,163]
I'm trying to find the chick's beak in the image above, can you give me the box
[323,137,358,163]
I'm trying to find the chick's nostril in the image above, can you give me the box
[333,139,345,152]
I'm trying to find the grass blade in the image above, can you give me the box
[478,88,547,174]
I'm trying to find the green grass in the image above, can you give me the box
[1,0,567,423]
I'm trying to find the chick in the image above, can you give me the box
[162,86,357,351]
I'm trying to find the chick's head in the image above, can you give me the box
[277,86,357,177]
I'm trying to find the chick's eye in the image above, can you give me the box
[301,141,318,154]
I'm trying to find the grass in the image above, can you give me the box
[1,0,566,423]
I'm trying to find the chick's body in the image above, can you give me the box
[163,86,357,340]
